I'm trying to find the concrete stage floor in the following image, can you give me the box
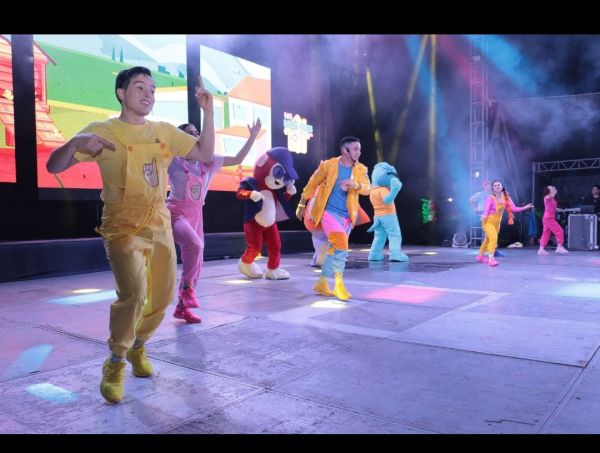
[1,245,600,434]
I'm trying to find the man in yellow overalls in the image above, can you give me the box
[46,66,215,403]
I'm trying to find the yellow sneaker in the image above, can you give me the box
[100,356,126,403]
[333,273,352,301]
[313,277,334,296]
[126,346,154,377]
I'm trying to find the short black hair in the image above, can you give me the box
[339,136,360,148]
[592,184,600,191]
[115,66,152,104]
[178,123,192,131]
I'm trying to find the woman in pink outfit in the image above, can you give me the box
[538,185,569,255]
[167,119,261,323]
[476,180,534,266]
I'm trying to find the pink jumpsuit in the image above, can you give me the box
[539,196,564,247]
[167,156,224,290]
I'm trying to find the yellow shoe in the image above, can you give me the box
[100,356,126,403]
[333,273,352,301]
[313,277,334,296]
[126,346,154,377]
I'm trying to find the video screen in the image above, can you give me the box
[34,34,188,189]
[0,35,16,183]
[200,45,271,191]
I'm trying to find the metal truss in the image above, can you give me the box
[469,36,488,247]
[533,158,600,173]
[531,157,600,202]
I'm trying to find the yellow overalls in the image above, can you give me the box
[479,199,505,256]
[96,123,178,357]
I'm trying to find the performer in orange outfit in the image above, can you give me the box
[296,137,371,301]
[304,180,370,267]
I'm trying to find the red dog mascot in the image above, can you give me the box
[236,147,298,279]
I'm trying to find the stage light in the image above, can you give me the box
[311,300,350,309]
[452,233,469,247]
[72,288,101,294]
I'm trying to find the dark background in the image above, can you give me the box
[2,34,600,246]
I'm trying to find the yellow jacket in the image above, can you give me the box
[301,157,371,227]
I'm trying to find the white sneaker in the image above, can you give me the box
[537,248,548,256]
[556,246,569,254]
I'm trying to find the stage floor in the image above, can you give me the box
[1,245,600,434]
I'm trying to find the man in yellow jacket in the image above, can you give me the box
[296,137,371,301]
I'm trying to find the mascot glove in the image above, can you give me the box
[250,191,265,202]
[286,183,297,196]
[390,178,403,191]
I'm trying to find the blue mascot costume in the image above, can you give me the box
[367,162,409,262]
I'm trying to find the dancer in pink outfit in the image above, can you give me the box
[167,119,261,322]
[538,185,569,255]
[476,180,534,266]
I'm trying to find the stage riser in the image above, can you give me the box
[0,231,313,282]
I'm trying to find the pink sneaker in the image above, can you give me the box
[179,287,199,308]
[476,255,487,263]
[488,257,499,266]
[173,305,202,323]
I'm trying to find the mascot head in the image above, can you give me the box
[253,147,298,191]
[371,162,398,188]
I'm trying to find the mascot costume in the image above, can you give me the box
[367,162,409,262]
[237,147,298,279]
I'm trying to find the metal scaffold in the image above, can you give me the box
[469,36,488,247]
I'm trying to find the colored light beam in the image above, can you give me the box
[365,285,443,303]
[389,34,429,165]
[2,344,53,379]
[438,35,471,84]
[26,383,78,404]
[403,35,469,217]
[428,34,437,200]
[73,288,102,294]
[48,290,116,305]
[366,67,384,162]
[466,35,567,98]
[554,283,600,299]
